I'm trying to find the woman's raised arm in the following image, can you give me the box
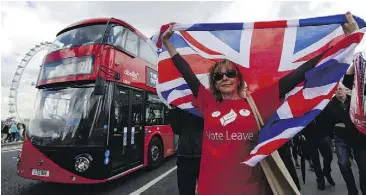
[162,24,200,97]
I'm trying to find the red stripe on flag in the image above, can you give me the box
[287,92,320,117]
[158,55,216,83]
[157,24,170,49]
[180,31,222,55]
[297,81,305,87]
[318,32,365,63]
[158,59,181,83]
[170,94,194,106]
[253,20,287,29]
[244,138,289,161]
[249,26,286,89]
[286,88,336,117]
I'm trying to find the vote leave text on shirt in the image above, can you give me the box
[190,83,280,195]
[206,130,254,141]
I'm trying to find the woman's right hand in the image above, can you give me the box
[161,23,178,57]
[342,12,359,36]
[162,24,174,42]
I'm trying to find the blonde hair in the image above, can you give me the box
[208,59,246,102]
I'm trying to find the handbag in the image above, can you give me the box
[246,95,301,195]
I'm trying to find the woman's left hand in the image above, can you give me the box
[342,12,359,35]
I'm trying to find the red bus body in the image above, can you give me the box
[17,18,176,184]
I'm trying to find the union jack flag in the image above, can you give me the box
[152,14,366,166]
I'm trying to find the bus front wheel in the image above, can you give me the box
[148,137,163,169]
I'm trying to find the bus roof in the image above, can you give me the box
[56,18,148,40]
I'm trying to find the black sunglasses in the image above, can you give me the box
[213,69,237,81]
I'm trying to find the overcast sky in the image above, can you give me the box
[1,1,366,120]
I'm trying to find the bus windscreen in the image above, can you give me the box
[48,24,105,53]
[28,85,108,147]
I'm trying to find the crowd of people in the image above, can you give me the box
[1,121,26,143]
[290,72,366,194]
[165,12,365,195]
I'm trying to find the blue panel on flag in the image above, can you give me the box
[299,15,346,27]
[209,30,242,52]
[259,109,322,143]
[187,23,243,31]
[304,60,349,88]
[160,83,189,100]
[162,33,190,52]
[294,24,339,54]
[299,14,366,29]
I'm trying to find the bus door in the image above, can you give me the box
[129,89,144,166]
[110,84,144,171]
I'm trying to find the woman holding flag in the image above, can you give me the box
[161,12,359,195]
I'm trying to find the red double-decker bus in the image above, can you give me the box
[17,18,176,184]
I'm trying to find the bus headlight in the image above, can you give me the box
[74,154,93,172]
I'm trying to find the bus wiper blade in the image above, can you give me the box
[69,84,93,88]
[41,86,67,90]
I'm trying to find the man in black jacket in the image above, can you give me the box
[330,57,366,195]
[167,105,204,195]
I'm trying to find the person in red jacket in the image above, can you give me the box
[162,12,358,195]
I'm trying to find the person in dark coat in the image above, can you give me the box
[330,58,366,195]
[301,110,335,190]
[1,123,10,143]
[167,105,204,195]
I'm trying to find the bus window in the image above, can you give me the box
[124,30,139,56]
[139,39,157,66]
[112,85,129,134]
[107,25,128,51]
[49,24,105,53]
[131,90,144,126]
[145,93,164,126]
[162,104,170,125]
[42,94,71,119]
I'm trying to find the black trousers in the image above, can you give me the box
[278,142,301,191]
[176,156,201,195]
[308,136,333,183]
[335,137,366,195]
[291,138,300,164]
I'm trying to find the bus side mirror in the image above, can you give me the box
[94,76,106,95]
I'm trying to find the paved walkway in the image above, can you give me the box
[298,154,361,195]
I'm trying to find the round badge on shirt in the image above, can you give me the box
[239,109,250,116]
[211,111,221,117]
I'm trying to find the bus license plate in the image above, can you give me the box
[31,169,50,177]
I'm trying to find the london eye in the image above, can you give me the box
[8,41,52,122]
